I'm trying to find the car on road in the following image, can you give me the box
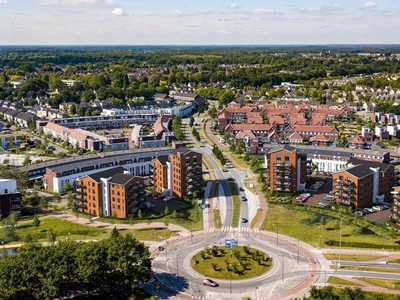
[203,278,218,287]
[241,196,247,201]
[241,217,248,223]
[239,187,244,191]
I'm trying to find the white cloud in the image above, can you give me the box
[363,2,376,8]
[331,3,343,10]
[112,7,124,16]
[160,10,189,17]
[217,29,229,35]
[36,0,97,5]
[230,3,237,9]
[252,8,276,15]
[0,0,8,3]
[104,0,115,5]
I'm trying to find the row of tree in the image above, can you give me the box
[0,230,151,299]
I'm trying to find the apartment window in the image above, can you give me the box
[112,197,115,201]
[92,196,95,200]
[118,205,121,210]
[92,189,95,193]
[92,182,95,187]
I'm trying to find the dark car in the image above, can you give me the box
[241,217,248,223]
[239,187,244,191]
[241,196,247,201]
[203,279,218,287]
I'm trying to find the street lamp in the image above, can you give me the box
[176,253,182,277]
[297,239,300,265]
[165,240,169,260]
[273,223,278,245]
[338,217,342,269]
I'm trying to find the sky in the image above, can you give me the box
[0,0,399,45]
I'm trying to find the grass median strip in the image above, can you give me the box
[327,276,362,286]
[323,254,385,261]
[354,277,400,290]
[329,265,400,273]
[229,182,240,227]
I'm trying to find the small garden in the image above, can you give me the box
[191,245,272,280]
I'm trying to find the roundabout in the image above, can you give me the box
[151,231,319,300]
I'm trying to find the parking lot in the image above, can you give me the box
[303,177,333,206]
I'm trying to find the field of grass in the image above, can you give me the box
[327,276,362,286]
[229,182,240,226]
[355,277,400,290]
[262,204,400,250]
[191,246,272,280]
[323,253,385,261]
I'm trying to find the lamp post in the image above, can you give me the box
[338,217,342,269]
[273,223,278,245]
[190,221,193,244]
[165,240,169,260]
[297,239,300,265]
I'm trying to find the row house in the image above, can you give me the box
[310,134,329,147]
[172,92,206,108]
[225,124,274,137]
[75,167,146,219]
[43,122,88,149]
[332,159,394,209]
[284,125,340,140]
[0,107,38,128]
[348,135,367,149]
[311,107,350,122]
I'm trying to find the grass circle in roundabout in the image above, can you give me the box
[190,245,272,280]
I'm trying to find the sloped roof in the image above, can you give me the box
[310,134,329,141]
[44,122,88,142]
[235,131,256,139]
[289,132,303,140]
[348,135,366,144]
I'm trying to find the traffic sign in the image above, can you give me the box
[225,238,238,248]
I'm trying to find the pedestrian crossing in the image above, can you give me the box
[208,227,261,234]
[179,231,192,237]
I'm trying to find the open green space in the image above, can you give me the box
[323,253,385,261]
[327,276,362,286]
[354,277,400,290]
[228,182,240,226]
[262,204,400,250]
[191,245,272,280]
[388,258,400,264]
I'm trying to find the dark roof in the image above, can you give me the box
[348,158,392,172]
[155,156,169,165]
[345,164,374,179]
[170,147,194,156]
[87,166,126,183]
[109,172,135,185]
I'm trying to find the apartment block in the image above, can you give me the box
[391,186,400,226]
[264,145,307,193]
[150,148,203,198]
[332,159,394,209]
[75,167,146,219]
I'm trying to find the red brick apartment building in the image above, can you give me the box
[391,187,400,226]
[332,160,394,209]
[150,148,203,198]
[265,145,307,193]
[0,179,22,218]
[75,167,145,219]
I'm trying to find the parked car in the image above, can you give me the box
[353,211,364,217]
[372,206,382,212]
[318,202,328,208]
[163,197,172,202]
[203,278,218,287]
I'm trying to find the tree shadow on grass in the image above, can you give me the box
[154,271,190,293]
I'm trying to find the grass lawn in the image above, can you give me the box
[327,276,362,286]
[13,217,109,242]
[133,227,178,242]
[191,246,272,280]
[354,277,400,290]
[228,182,240,227]
[262,204,400,250]
[388,259,400,263]
[323,253,385,261]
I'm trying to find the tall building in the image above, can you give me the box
[332,159,394,209]
[390,186,400,226]
[75,167,146,219]
[264,145,307,193]
[0,179,22,218]
[150,148,203,198]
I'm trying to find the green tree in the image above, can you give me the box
[69,104,77,115]
[208,107,218,119]
[63,182,73,193]
[189,116,195,127]
[47,229,56,245]
[53,193,61,205]
[32,215,40,229]
[137,209,142,220]
[110,227,120,239]
[164,206,170,216]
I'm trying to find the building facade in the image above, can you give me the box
[0,179,22,218]
[150,148,203,198]
[391,186,400,226]
[264,145,307,193]
[75,167,146,218]
[332,160,394,209]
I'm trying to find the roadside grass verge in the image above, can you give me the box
[388,259,400,264]
[354,277,400,290]
[327,276,362,286]
[323,254,385,261]
[228,182,240,227]
[262,204,400,250]
[213,182,221,228]
[329,266,400,273]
